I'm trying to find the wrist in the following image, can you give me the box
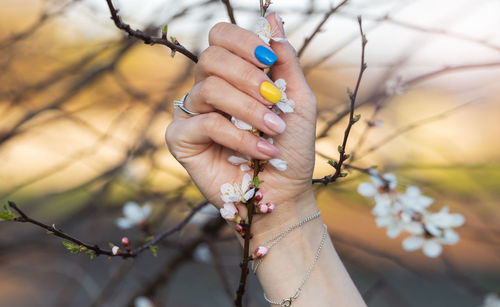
[250,189,318,249]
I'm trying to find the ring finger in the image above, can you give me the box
[175,76,286,136]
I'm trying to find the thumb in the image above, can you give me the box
[266,12,311,97]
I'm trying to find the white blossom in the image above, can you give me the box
[269,158,287,171]
[193,243,212,263]
[358,171,465,258]
[134,297,155,307]
[231,117,253,130]
[116,201,152,229]
[481,293,500,307]
[385,77,404,96]
[112,246,120,255]
[254,16,287,45]
[228,155,251,171]
[220,174,255,204]
[399,186,434,213]
[219,203,238,221]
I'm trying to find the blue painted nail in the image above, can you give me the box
[255,45,277,66]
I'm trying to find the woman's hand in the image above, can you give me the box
[166,13,317,235]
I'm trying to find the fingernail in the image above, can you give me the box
[257,140,279,156]
[255,46,277,66]
[260,81,282,104]
[264,112,286,134]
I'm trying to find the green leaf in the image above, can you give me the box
[62,241,84,254]
[161,24,168,35]
[252,176,264,187]
[352,114,361,123]
[108,242,115,249]
[149,245,158,257]
[346,87,352,96]
[85,250,95,260]
[0,204,16,221]
[338,145,343,153]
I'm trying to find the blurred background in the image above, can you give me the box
[0,0,499,306]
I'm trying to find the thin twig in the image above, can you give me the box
[312,16,367,185]
[104,0,198,63]
[297,0,349,58]
[221,0,237,24]
[6,201,208,258]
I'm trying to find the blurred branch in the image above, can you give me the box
[221,0,237,24]
[0,40,135,146]
[104,0,199,63]
[355,99,478,159]
[370,13,500,53]
[0,0,80,49]
[6,200,208,258]
[404,61,500,86]
[297,0,349,58]
[312,16,367,185]
[124,217,225,307]
[207,239,234,303]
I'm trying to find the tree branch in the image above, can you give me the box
[104,0,199,63]
[312,16,367,185]
[297,0,349,58]
[221,0,237,24]
[6,201,208,258]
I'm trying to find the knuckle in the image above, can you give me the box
[198,46,225,70]
[209,22,230,44]
[239,65,258,85]
[199,76,218,102]
[236,129,248,147]
[202,112,222,132]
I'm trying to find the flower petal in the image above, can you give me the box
[441,229,460,245]
[404,222,425,235]
[402,236,425,251]
[240,164,251,171]
[141,204,152,219]
[123,202,143,222]
[358,182,377,197]
[274,79,287,90]
[231,117,253,130]
[423,240,443,258]
[116,217,134,229]
[386,222,402,238]
[269,158,287,171]
[228,155,248,165]
[241,174,252,192]
[244,188,255,202]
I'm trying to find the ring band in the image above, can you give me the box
[173,92,199,116]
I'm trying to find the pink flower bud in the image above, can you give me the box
[257,203,268,213]
[252,246,268,259]
[235,223,245,236]
[266,202,275,213]
[254,190,263,202]
[112,246,121,255]
[121,237,130,250]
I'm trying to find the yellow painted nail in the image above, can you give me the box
[260,81,282,104]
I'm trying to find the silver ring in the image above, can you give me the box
[173,92,199,116]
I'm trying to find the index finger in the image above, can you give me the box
[209,22,278,68]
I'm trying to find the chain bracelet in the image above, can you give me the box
[263,224,328,306]
[252,211,321,274]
